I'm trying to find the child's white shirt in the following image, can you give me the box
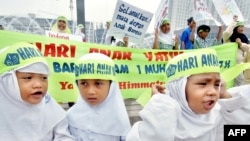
[126,83,250,141]
[0,70,76,141]
[67,82,131,141]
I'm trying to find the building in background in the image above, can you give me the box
[1,0,250,48]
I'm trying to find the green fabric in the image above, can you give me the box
[57,16,67,22]
[0,42,46,75]
[161,18,170,26]
[77,24,84,29]
[166,48,220,83]
[236,21,244,27]
[75,58,116,81]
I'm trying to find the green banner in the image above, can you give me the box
[0,30,238,103]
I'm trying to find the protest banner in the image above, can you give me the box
[193,0,222,26]
[154,0,170,28]
[0,30,239,103]
[193,0,213,21]
[45,30,82,41]
[212,0,244,25]
[107,0,153,44]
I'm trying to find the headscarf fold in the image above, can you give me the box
[67,53,131,136]
[165,48,221,139]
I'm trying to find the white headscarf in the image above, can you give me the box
[67,52,131,136]
[74,25,85,39]
[0,62,66,140]
[67,82,131,136]
[167,77,220,140]
[158,30,175,46]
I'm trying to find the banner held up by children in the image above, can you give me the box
[0,30,242,104]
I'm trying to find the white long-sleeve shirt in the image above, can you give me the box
[126,85,250,141]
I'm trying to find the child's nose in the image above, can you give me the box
[33,80,42,89]
[206,86,218,96]
[87,86,96,95]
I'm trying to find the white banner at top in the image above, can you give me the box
[212,0,244,25]
[193,0,213,22]
[154,0,170,28]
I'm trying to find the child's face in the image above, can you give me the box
[77,79,111,106]
[16,71,48,104]
[199,31,209,39]
[185,73,220,114]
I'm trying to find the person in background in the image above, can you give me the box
[223,15,250,86]
[193,24,222,49]
[74,24,86,42]
[0,24,4,30]
[126,48,250,141]
[51,16,72,34]
[0,42,76,141]
[67,53,131,141]
[116,36,129,47]
[101,21,116,45]
[180,17,196,50]
[153,18,179,50]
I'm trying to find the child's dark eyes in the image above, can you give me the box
[198,82,206,85]
[95,81,103,85]
[22,76,32,80]
[80,81,87,85]
[197,82,220,87]
[22,76,47,80]
[214,83,220,87]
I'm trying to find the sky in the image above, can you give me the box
[0,0,161,32]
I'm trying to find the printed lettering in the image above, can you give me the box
[115,64,129,74]
[145,64,166,74]
[53,62,75,73]
[89,48,132,60]
[59,81,73,90]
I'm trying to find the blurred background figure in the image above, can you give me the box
[0,25,4,30]
[75,24,86,42]
[101,21,116,45]
[153,18,179,50]
[51,16,72,34]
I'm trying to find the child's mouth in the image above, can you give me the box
[203,100,215,110]
[87,98,97,102]
[32,91,43,95]
[30,91,44,99]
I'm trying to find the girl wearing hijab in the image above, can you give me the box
[51,16,72,34]
[0,42,75,141]
[67,53,131,141]
[223,16,250,86]
[153,18,179,50]
[126,48,250,141]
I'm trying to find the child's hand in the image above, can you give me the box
[152,84,166,96]
[154,28,159,38]
[219,80,232,99]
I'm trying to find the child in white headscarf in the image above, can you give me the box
[0,42,76,141]
[126,48,250,141]
[67,53,131,141]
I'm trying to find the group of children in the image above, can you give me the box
[1,41,250,141]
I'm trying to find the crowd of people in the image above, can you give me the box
[1,13,250,141]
